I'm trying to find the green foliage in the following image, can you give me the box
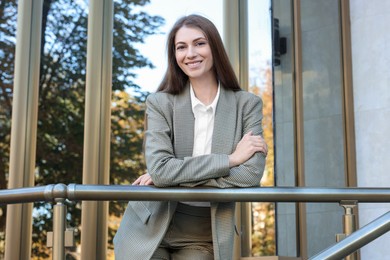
[0,0,164,258]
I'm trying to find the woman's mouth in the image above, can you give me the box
[186,61,202,69]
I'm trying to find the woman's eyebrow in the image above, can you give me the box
[175,37,207,46]
[193,36,207,41]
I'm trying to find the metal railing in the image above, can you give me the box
[1,184,390,260]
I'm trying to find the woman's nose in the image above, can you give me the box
[186,46,197,58]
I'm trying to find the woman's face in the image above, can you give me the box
[174,26,214,81]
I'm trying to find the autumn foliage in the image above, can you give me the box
[249,64,276,256]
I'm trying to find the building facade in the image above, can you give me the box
[1,0,389,259]
[274,0,390,258]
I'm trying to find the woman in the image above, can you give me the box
[114,14,267,260]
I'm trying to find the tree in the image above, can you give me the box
[0,0,164,258]
[249,62,276,256]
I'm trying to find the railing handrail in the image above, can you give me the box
[0,185,53,204]
[310,210,390,260]
[2,183,390,260]
[1,184,390,204]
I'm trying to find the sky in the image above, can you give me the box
[133,0,271,93]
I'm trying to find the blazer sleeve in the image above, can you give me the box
[180,95,266,188]
[144,94,230,187]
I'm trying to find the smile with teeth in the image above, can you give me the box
[186,61,202,69]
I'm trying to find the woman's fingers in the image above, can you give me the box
[248,134,268,155]
[255,137,268,155]
[132,176,142,185]
[132,173,154,185]
[246,135,266,153]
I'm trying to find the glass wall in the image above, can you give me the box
[300,0,345,256]
[247,0,276,256]
[0,0,18,257]
[0,0,290,258]
[33,0,88,257]
[108,1,223,258]
[108,0,167,258]
[109,0,277,258]
[272,0,298,256]
[273,0,347,257]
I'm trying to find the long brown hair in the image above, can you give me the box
[157,14,241,94]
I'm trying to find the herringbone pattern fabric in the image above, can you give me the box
[114,85,265,260]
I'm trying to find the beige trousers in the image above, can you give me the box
[151,203,214,260]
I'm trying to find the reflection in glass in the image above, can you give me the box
[109,1,164,258]
[272,0,298,257]
[248,0,276,256]
[300,0,345,257]
[0,0,18,257]
[34,0,89,257]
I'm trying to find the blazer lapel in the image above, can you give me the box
[173,84,194,158]
[212,87,237,154]
[173,85,237,157]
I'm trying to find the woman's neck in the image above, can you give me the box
[190,76,218,106]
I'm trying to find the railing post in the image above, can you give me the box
[52,184,67,260]
[337,200,358,260]
[53,201,66,260]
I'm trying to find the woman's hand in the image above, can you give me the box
[133,172,154,185]
[229,131,267,167]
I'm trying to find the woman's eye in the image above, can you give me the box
[196,41,206,46]
[176,45,185,51]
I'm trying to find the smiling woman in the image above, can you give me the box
[132,0,223,93]
[114,14,268,260]
[155,14,239,96]
[114,0,275,258]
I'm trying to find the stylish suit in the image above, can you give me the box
[114,85,266,260]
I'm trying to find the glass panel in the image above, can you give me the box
[33,0,88,257]
[109,0,222,258]
[247,0,276,257]
[109,0,167,257]
[0,0,18,257]
[300,0,345,257]
[272,0,298,257]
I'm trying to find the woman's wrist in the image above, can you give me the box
[228,154,238,168]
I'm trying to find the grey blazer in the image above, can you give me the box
[114,85,265,260]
